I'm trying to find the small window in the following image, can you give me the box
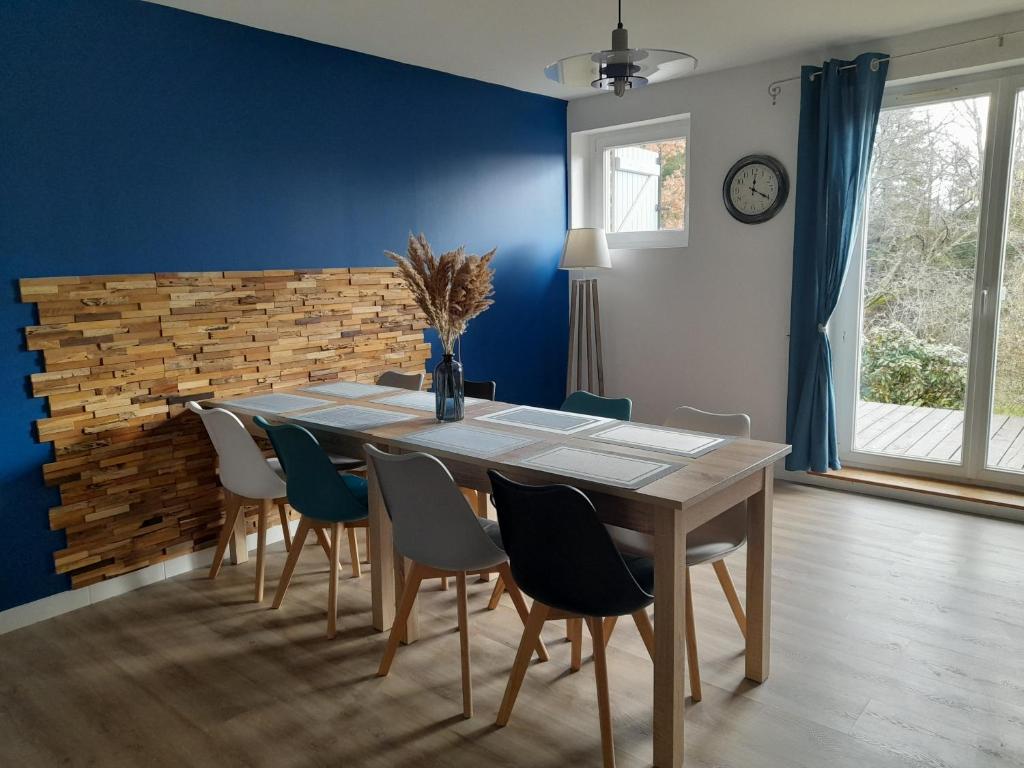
[573,115,690,249]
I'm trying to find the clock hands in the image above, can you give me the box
[749,184,770,200]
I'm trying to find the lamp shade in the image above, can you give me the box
[558,228,612,270]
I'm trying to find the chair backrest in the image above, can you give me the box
[463,379,496,401]
[187,402,285,500]
[561,390,632,421]
[488,471,653,617]
[663,406,750,439]
[664,406,751,544]
[253,417,366,523]
[364,446,504,571]
[377,370,424,391]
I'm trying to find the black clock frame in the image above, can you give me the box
[722,154,789,224]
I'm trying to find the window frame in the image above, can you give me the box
[578,115,691,250]
[830,67,1024,487]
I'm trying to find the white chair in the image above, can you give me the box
[188,402,294,602]
[605,406,751,702]
[365,445,548,719]
[188,402,347,600]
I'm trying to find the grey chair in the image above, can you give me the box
[365,445,548,719]
[377,370,424,390]
[605,406,750,702]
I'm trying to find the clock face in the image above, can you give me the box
[723,155,789,224]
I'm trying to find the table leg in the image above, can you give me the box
[476,490,492,583]
[368,457,395,632]
[745,467,773,682]
[653,505,686,767]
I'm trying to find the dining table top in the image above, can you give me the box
[208,384,792,512]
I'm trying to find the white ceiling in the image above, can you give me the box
[146,0,1022,99]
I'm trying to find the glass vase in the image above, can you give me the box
[433,353,464,422]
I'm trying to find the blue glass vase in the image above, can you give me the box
[434,353,464,422]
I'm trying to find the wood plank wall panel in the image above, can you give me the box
[20,268,430,588]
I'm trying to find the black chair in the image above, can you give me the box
[463,379,496,400]
[488,471,654,768]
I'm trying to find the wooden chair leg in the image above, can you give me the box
[602,615,619,643]
[487,574,506,609]
[568,618,584,672]
[364,528,371,563]
[712,559,747,638]
[440,576,449,591]
[346,526,362,579]
[685,568,702,702]
[456,572,472,718]
[378,563,425,676]
[272,518,311,609]
[496,601,550,727]
[209,490,242,579]
[631,609,656,660]
[327,522,341,639]
[313,525,332,560]
[254,498,270,603]
[496,563,548,662]
[586,617,616,768]
[276,501,292,551]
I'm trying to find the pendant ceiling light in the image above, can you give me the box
[544,0,697,97]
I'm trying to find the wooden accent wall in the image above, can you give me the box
[20,269,430,588]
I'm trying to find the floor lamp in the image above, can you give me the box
[560,228,612,396]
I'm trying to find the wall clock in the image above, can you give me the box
[722,154,789,224]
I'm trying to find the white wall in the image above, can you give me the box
[567,11,1024,442]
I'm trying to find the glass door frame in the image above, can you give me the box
[831,67,1024,487]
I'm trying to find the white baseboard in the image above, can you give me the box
[0,521,298,636]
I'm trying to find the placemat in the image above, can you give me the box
[304,381,400,399]
[376,391,488,412]
[399,424,540,458]
[294,405,416,431]
[475,406,611,434]
[514,446,681,489]
[588,423,727,458]
[220,393,334,413]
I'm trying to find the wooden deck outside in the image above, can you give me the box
[855,400,1024,471]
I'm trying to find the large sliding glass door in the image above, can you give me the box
[832,69,1024,485]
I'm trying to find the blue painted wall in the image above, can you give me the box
[0,0,567,611]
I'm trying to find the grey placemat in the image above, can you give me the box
[377,391,488,412]
[400,424,540,458]
[475,406,612,434]
[294,405,416,431]
[587,423,728,458]
[220,393,334,413]
[514,446,682,489]
[304,381,400,399]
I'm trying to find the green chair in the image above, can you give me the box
[560,391,632,421]
[254,416,369,639]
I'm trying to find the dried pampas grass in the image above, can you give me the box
[385,233,495,354]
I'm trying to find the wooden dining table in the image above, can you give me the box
[212,388,791,767]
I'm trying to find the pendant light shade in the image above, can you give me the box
[544,0,696,97]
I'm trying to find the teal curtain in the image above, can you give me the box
[785,53,889,472]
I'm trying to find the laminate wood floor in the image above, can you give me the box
[2,482,1022,767]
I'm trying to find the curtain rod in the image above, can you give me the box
[768,28,1023,105]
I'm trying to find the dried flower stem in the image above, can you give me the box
[386,234,496,355]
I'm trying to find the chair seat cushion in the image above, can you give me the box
[619,551,654,595]
[479,517,503,550]
[606,516,746,567]
[267,455,366,477]
[342,474,369,508]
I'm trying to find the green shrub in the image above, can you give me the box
[860,325,967,408]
